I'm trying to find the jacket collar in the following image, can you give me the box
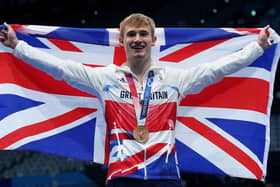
[115,63,163,75]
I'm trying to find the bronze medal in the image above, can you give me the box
[133,126,149,143]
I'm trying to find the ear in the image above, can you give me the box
[119,36,124,46]
[152,36,157,46]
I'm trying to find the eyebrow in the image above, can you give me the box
[126,30,149,36]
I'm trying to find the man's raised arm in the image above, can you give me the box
[176,25,272,97]
[0,23,102,96]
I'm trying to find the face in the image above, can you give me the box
[119,25,157,64]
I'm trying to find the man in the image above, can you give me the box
[0,13,271,187]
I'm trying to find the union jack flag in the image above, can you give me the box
[0,25,279,180]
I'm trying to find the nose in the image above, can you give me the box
[134,32,141,41]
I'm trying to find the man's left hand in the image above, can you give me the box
[258,25,272,50]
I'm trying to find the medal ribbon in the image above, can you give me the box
[125,71,154,179]
[125,71,154,126]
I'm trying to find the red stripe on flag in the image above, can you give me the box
[48,38,83,52]
[11,24,27,31]
[0,53,95,97]
[0,108,97,149]
[177,117,263,180]
[233,28,261,35]
[159,39,229,63]
[113,46,126,66]
[180,77,269,114]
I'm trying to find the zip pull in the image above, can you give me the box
[114,122,123,161]
[144,148,148,180]
[174,149,181,179]
[166,119,175,163]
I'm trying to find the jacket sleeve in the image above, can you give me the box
[176,41,264,99]
[13,41,104,96]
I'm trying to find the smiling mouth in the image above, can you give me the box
[132,46,144,49]
[131,44,145,49]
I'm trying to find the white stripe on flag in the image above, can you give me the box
[175,120,258,179]
[177,106,269,125]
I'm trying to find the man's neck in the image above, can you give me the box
[128,58,151,83]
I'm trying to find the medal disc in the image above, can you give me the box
[133,126,149,143]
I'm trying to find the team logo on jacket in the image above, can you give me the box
[120,90,168,100]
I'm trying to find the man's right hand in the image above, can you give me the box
[0,23,19,49]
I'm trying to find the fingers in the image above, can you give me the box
[0,22,14,40]
[0,24,8,41]
[3,22,12,32]
[264,25,270,30]
[1,22,14,33]
[0,22,18,48]
[263,25,274,45]
[257,25,272,50]
[264,25,270,37]
[3,22,9,28]
[0,24,7,42]
[0,29,8,35]
[0,23,8,35]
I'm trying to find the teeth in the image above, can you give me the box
[132,46,144,49]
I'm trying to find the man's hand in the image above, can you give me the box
[258,25,272,50]
[0,23,19,49]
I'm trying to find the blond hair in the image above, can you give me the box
[119,13,156,37]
